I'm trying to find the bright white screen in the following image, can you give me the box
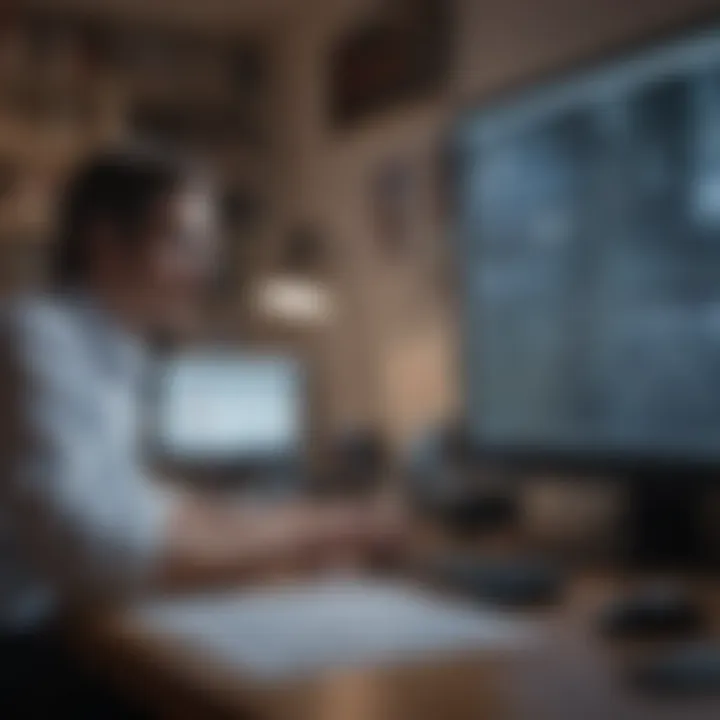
[157,353,302,462]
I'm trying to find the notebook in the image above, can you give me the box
[136,578,533,681]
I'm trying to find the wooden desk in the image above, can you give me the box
[78,602,511,720]
[505,574,720,720]
[75,573,720,720]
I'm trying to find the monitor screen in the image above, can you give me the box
[454,26,720,464]
[154,351,303,465]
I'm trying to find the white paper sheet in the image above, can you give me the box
[136,579,533,681]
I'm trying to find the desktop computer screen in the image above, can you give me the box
[153,351,304,466]
[454,24,720,467]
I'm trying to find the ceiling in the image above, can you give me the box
[18,0,310,34]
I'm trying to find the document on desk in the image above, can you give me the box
[136,579,534,681]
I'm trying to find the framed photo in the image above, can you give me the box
[370,158,417,258]
[330,0,452,127]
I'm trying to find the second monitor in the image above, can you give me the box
[150,350,305,491]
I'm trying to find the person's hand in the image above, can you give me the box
[307,499,410,573]
[231,501,375,573]
[360,498,411,570]
[158,493,411,592]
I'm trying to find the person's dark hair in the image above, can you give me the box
[53,148,183,288]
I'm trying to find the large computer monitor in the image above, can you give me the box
[152,351,304,474]
[452,23,720,562]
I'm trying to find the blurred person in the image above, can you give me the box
[0,149,400,717]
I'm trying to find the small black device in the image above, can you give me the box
[600,584,705,640]
[324,430,390,498]
[631,643,720,696]
[434,556,565,608]
[406,425,519,534]
[409,426,560,607]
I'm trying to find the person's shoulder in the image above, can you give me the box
[0,292,84,358]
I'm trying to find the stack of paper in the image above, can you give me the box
[137,579,533,681]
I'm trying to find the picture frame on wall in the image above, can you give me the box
[330,0,452,127]
[371,158,417,258]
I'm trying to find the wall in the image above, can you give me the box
[271,0,720,449]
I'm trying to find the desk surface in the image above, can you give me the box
[75,572,720,720]
[73,514,720,720]
[78,580,513,720]
[507,574,720,720]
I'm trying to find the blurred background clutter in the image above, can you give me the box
[7,0,720,717]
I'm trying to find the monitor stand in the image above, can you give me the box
[600,470,713,642]
[597,471,720,697]
[623,470,713,569]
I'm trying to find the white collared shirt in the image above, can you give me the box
[0,293,174,630]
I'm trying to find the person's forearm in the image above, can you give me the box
[153,499,298,592]
[151,497,387,594]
